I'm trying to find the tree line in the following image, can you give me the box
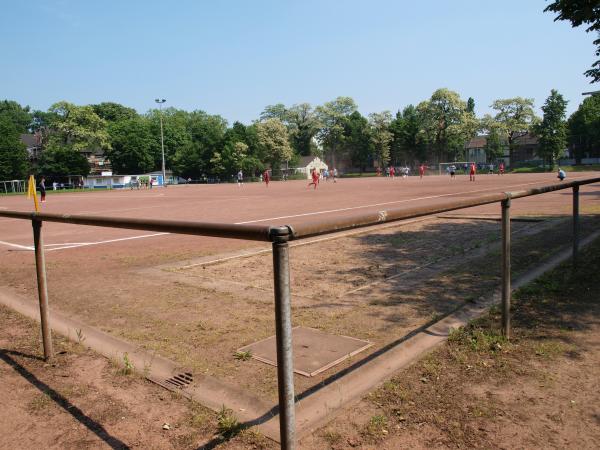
[1,88,600,182]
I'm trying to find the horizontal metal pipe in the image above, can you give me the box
[290,177,600,239]
[0,210,274,242]
[290,192,508,239]
[2,177,598,242]
[508,177,600,199]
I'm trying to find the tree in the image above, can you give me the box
[316,97,358,167]
[38,142,90,177]
[48,101,111,152]
[92,102,138,122]
[390,105,427,164]
[106,118,155,174]
[568,94,600,163]
[369,111,393,167]
[417,89,476,162]
[147,108,194,172]
[343,111,372,172]
[210,141,258,178]
[286,103,320,156]
[256,119,293,172]
[261,103,320,156]
[0,100,32,132]
[490,97,538,165]
[535,90,568,168]
[0,117,29,180]
[544,0,600,83]
[467,97,475,114]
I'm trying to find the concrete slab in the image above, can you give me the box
[238,327,372,377]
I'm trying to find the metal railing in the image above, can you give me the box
[1,176,599,449]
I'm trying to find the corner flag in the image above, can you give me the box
[27,175,40,212]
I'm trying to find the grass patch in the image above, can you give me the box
[360,414,389,441]
[216,406,241,438]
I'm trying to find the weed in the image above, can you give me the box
[188,401,212,430]
[361,414,389,441]
[322,428,342,445]
[75,328,86,345]
[233,350,252,361]
[217,405,241,437]
[534,341,569,359]
[119,352,135,375]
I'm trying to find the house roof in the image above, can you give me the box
[20,133,39,148]
[466,136,487,149]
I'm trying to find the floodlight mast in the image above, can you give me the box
[155,98,167,186]
[582,90,600,96]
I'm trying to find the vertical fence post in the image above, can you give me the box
[271,227,295,450]
[501,197,511,339]
[32,219,53,360]
[573,185,580,269]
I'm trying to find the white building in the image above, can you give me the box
[293,156,329,179]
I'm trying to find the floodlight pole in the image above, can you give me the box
[155,98,167,186]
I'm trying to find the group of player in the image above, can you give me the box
[237,169,272,187]
[376,166,412,179]
[446,162,505,181]
[308,167,338,189]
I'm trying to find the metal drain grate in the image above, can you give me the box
[163,372,194,389]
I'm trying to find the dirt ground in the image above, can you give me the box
[302,238,600,450]
[2,235,599,449]
[1,174,600,448]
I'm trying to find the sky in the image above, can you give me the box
[0,0,596,124]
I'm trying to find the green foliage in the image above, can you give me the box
[48,101,111,152]
[390,105,427,164]
[316,96,358,166]
[417,88,477,161]
[369,111,393,166]
[344,111,372,171]
[0,117,29,180]
[568,94,600,162]
[490,97,538,162]
[0,100,32,132]
[92,102,138,122]
[544,0,600,83]
[38,141,90,177]
[106,118,155,174]
[484,128,505,161]
[535,89,568,167]
[256,118,293,171]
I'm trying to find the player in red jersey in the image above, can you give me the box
[389,166,395,179]
[499,162,505,175]
[308,169,319,189]
[469,162,476,182]
[419,164,425,179]
[263,169,270,187]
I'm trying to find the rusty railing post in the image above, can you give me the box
[271,226,295,449]
[573,185,580,269]
[501,197,511,339]
[32,219,53,360]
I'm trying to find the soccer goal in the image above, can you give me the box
[1,179,26,194]
[438,162,476,175]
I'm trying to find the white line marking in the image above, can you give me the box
[0,240,34,250]
[45,233,169,251]
[233,178,582,224]
[178,217,431,270]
